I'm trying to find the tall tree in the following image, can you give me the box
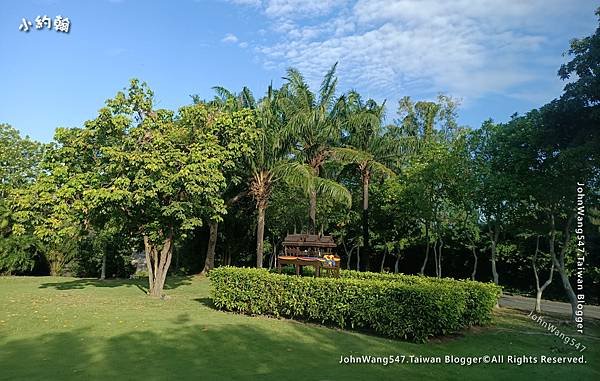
[0,124,44,274]
[0,123,43,199]
[471,120,523,285]
[246,85,300,268]
[518,11,600,318]
[558,6,600,107]
[280,63,351,233]
[19,80,240,296]
[11,139,86,276]
[333,91,395,270]
[190,89,259,274]
[396,94,458,141]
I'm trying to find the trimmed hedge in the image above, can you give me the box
[340,270,502,326]
[209,267,501,342]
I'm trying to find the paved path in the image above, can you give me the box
[499,294,600,319]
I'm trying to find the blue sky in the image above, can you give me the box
[1,0,597,142]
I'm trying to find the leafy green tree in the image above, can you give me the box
[0,124,44,274]
[188,92,259,274]
[0,234,38,275]
[0,123,44,198]
[17,80,241,296]
[396,94,459,141]
[518,106,597,320]
[558,7,600,106]
[371,178,421,273]
[471,120,523,285]
[11,147,85,276]
[386,95,461,275]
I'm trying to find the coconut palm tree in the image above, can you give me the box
[203,83,350,268]
[248,84,351,267]
[280,63,352,233]
[332,91,397,270]
[247,84,290,267]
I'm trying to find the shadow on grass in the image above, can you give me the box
[194,297,215,308]
[0,323,419,381]
[1,317,598,381]
[38,276,193,293]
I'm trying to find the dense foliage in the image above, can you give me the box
[209,267,501,342]
[1,9,598,311]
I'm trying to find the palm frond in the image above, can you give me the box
[330,146,372,165]
[314,176,352,208]
[240,87,256,109]
[211,86,236,103]
[319,62,339,108]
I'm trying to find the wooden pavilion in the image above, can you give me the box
[277,233,340,277]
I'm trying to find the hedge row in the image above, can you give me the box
[340,270,502,325]
[209,267,501,342]
[273,267,501,325]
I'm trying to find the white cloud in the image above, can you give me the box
[229,0,261,5]
[230,0,596,102]
[239,41,249,48]
[221,33,239,43]
[264,0,347,18]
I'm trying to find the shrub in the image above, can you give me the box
[0,235,38,275]
[340,270,502,325]
[209,267,501,342]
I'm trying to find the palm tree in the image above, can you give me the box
[333,91,397,270]
[246,84,290,267]
[280,63,352,233]
[198,81,351,269]
[248,84,351,267]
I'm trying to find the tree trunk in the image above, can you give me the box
[342,236,354,270]
[532,235,554,313]
[549,213,577,320]
[356,245,360,271]
[308,189,317,234]
[471,246,478,281]
[269,242,276,270]
[256,202,266,268]
[420,222,429,275]
[347,249,352,270]
[49,257,60,277]
[100,253,107,280]
[489,225,500,285]
[438,238,443,278]
[342,240,353,270]
[432,239,439,278]
[224,247,231,266]
[200,221,218,275]
[144,232,174,297]
[361,170,370,272]
[380,247,386,273]
[394,255,400,273]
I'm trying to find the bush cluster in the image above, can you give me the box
[210,267,501,342]
[340,270,501,325]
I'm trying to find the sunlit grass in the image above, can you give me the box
[0,276,598,381]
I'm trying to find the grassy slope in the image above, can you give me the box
[0,276,598,381]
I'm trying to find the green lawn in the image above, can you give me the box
[0,276,598,381]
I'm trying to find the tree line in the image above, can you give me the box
[1,10,599,314]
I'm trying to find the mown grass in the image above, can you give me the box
[0,276,598,381]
